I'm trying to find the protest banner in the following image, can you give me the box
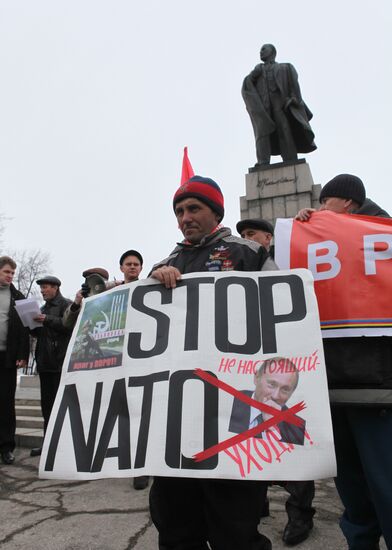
[39,270,336,481]
[275,211,392,337]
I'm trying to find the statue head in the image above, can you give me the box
[260,44,277,63]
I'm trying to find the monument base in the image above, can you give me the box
[239,161,320,226]
[248,158,306,174]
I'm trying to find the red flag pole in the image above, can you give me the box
[181,146,195,184]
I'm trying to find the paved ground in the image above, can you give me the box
[7,380,387,549]
[2,447,387,550]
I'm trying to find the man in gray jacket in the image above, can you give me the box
[0,256,29,465]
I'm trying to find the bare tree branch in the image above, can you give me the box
[0,216,50,297]
[11,249,52,297]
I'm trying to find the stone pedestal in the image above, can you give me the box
[239,160,321,226]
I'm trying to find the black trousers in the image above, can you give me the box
[0,353,17,453]
[331,407,392,549]
[150,476,271,550]
[39,371,61,433]
[280,480,315,521]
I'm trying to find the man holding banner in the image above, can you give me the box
[287,174,392,549]
[236,218,316,546]
[150,175,277,550]
[119,249,149,491]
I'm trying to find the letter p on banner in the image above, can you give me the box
[364,234,392,275]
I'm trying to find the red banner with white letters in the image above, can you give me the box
[275,210,392,337]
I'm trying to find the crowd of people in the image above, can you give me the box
[0,172,391,549]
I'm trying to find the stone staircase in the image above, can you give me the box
[15,375,44,449]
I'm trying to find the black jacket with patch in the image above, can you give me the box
[152,227,275,274]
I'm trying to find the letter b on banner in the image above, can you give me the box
[308,240,341,281]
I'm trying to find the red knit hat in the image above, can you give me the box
[173,175,225,221]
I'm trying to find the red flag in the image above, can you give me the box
[181,146,195,184]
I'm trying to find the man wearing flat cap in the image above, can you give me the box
[237,218,274,254]
[236,217,315,546]
[30,276,72,456]
[296,174,392,548]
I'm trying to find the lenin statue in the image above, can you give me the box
[242,44,317,166]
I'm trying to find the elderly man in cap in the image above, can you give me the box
[30,276,72,457]
[149,175,276,550]
[236,218,315,546]
[296,174,392,549]
[237,218,274,255]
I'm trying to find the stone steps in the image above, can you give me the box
[15,376,43,449]
[16,415,44,429]
[15,426,43,449]
[15,404,42,417]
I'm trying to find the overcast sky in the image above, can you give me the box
[1,0,391,299]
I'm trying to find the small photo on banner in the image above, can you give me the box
[67,288,129,372]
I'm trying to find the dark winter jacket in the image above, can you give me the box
[32,292,72,373]
[151,227,277,274]
[3,284,29,369]
[326,337,392,406]
[354,198,390,218]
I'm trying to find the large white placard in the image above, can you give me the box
[39,270,336,480]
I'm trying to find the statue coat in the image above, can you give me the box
[242,62,317,156]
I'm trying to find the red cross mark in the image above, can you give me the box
[193,368,306,462]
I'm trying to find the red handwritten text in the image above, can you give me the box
[217,351,320,375]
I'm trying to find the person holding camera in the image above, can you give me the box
[63,268,109,330]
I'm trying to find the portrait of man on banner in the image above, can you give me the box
[229,357,305,445]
